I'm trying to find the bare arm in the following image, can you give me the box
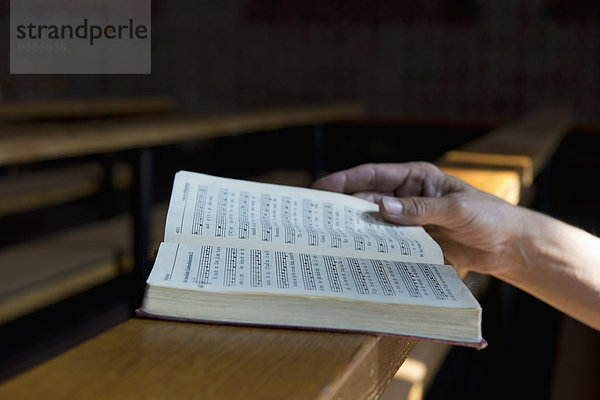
[312,162,600,330]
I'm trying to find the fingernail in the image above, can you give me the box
[381,197,403,215]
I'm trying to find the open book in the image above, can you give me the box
[139,171,485,348]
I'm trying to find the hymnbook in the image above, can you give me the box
[139,171,485,348]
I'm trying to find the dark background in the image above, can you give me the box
[1,0,599,125]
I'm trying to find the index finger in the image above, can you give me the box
[312,162,464,197]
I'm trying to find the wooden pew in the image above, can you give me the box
[0,96,173,215]
[0,103,365,166]
[0,163,132,218]
[0,204,168,325]
[0,164,103,217]
[0,318,417,399]
[0,95,175,321]
[0,95,173,215]
[441,167,521,207]
[438,106,574,187]
[0,96,175,122]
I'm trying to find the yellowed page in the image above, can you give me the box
[149,242,478,309]
[164,171,443,264]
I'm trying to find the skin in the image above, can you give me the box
[312,162,600,331]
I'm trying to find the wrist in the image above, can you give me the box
[492,205,596,289]
[492,207,600,329]
[489,206,542,282]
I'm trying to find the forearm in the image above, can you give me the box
[495,208,600,330]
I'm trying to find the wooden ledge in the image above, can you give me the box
[0,164,103,217]
[0,96,176,122]
[0,318,417,399]
[441,167,521,206]
[0,102,365,166]
[0,205,167,324]
[0,162,133,218]
[438,106,574,187]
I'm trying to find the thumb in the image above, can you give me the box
[380,196,453,227]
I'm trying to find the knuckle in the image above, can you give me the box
[448,192,470,212]
[414,161,440,174]
[446,192,478,226]
[407,197,429,217]
[362,163,377,187]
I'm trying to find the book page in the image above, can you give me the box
[149,242,479,308]
[164,171,443,264]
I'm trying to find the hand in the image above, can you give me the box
[314,162,600,329]
[312,162,526,276]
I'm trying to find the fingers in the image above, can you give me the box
[379,195,459,227]
[312,162,465,197]
[311,169,349,193]
[312,162,418,194]
[353,191,394,203]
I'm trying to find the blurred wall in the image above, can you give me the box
[1,0,598,124]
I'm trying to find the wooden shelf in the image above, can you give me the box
[438,106,574,187]
[0,103,365,166]
[0,96,176,122]
[0,164,103,217]
[0,204,167,324]
[441,167,521,206]
[0,162,133,218]
[0,318,416,400]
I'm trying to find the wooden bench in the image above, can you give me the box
[0,96,175,122]
[0,204,168,325]
[0,96,176,321]
[0,163,133,218]
[0,317,417,399]
[0,95,173,216]
[438,106,574,187]
[0,164,104,218]
[0,103,365,166]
